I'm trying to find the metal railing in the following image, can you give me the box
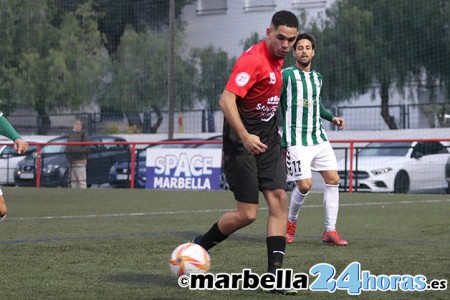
[3,138,449,193]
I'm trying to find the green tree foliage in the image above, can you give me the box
[190,46,231,110]
[101,27,196,132]
[241,32,262,53]
[0,0,204,134]
[12,1,107,133]
[79,0,193,56]
[53,0,195,57]
[107,28,167,112]
[311,0,450,129]
[0,1,17,116]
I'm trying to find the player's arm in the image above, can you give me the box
[219,89,268,155]
[0,115,29,154]
[319,102,345,130]
[279,70,289,115]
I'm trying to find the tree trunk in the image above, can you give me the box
[36,97,51,135]
[380,83,398,129]
[37,114,51,135]
[126,112,143,129]
[149,105,163,133]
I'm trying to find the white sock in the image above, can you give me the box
[323,184,339,232]
[288,186,309,223]
[0,215,6,223]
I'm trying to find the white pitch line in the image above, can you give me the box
[9,198,450,221]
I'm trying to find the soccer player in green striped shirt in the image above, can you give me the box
[0,112,29,223]
[280,33,348,246]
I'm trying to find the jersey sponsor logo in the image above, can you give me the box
[235,72,250,87]
[301,99,318,107]
[269,72,276,84]
[267,95,280,105]
[256,96,280,122]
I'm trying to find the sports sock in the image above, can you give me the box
[323,184,339,232]
[198,222,228,251]
[288,186,308,223]
[0,215,5,223]
[266,236,286,274]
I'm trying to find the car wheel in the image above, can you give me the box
[394,171,409,193]
[447,184,450,194]
[62,170,70,187]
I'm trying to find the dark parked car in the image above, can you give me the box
[109,138,204,189]
[0,140,40,185]
[108,146,149,189]
[14,135,130,187]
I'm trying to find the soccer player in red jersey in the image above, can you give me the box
[193,10,299,294]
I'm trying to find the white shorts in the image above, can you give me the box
[286,141,338,181]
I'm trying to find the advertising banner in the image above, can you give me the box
[146,148,222,190]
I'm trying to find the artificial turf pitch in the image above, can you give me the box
[0,187,448,299]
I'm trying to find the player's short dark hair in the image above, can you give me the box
[271,10,299,29]
[295,33,316,49]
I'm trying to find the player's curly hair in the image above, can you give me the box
[295,33,316,49]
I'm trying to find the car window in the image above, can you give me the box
[98,137,126,151]
[42,138,67,154]
[138,149,147,159]
[89,136,128,152]
[358,142,411,157]
[438,143,449,154]
[1,144,38,156]
[413,142,448,156]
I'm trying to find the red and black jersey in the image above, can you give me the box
[223,41,283,155]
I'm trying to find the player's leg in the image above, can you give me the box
[285,145,314,243]
[193,154,259,251]
[194,201,258,250]
[261,148,298,295]
[289,179,312,222]
[315,142,348,246]
[0,188,6,222]
[320,170,340,232]
[264,188,288,273]
[259,143,291,274]
[319,170,347,245]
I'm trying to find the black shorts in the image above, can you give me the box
[223,143,287,204]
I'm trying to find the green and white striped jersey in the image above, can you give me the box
[280,66,334,147]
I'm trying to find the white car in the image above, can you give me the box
[337,141,450,193]
[0,140,39,185]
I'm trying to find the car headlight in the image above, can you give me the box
[43,164,60,173]
[371,167,393,175]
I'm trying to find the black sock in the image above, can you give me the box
[266,236,286,274]
[198,222,228,250]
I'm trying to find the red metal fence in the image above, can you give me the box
[2,138,449,193]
